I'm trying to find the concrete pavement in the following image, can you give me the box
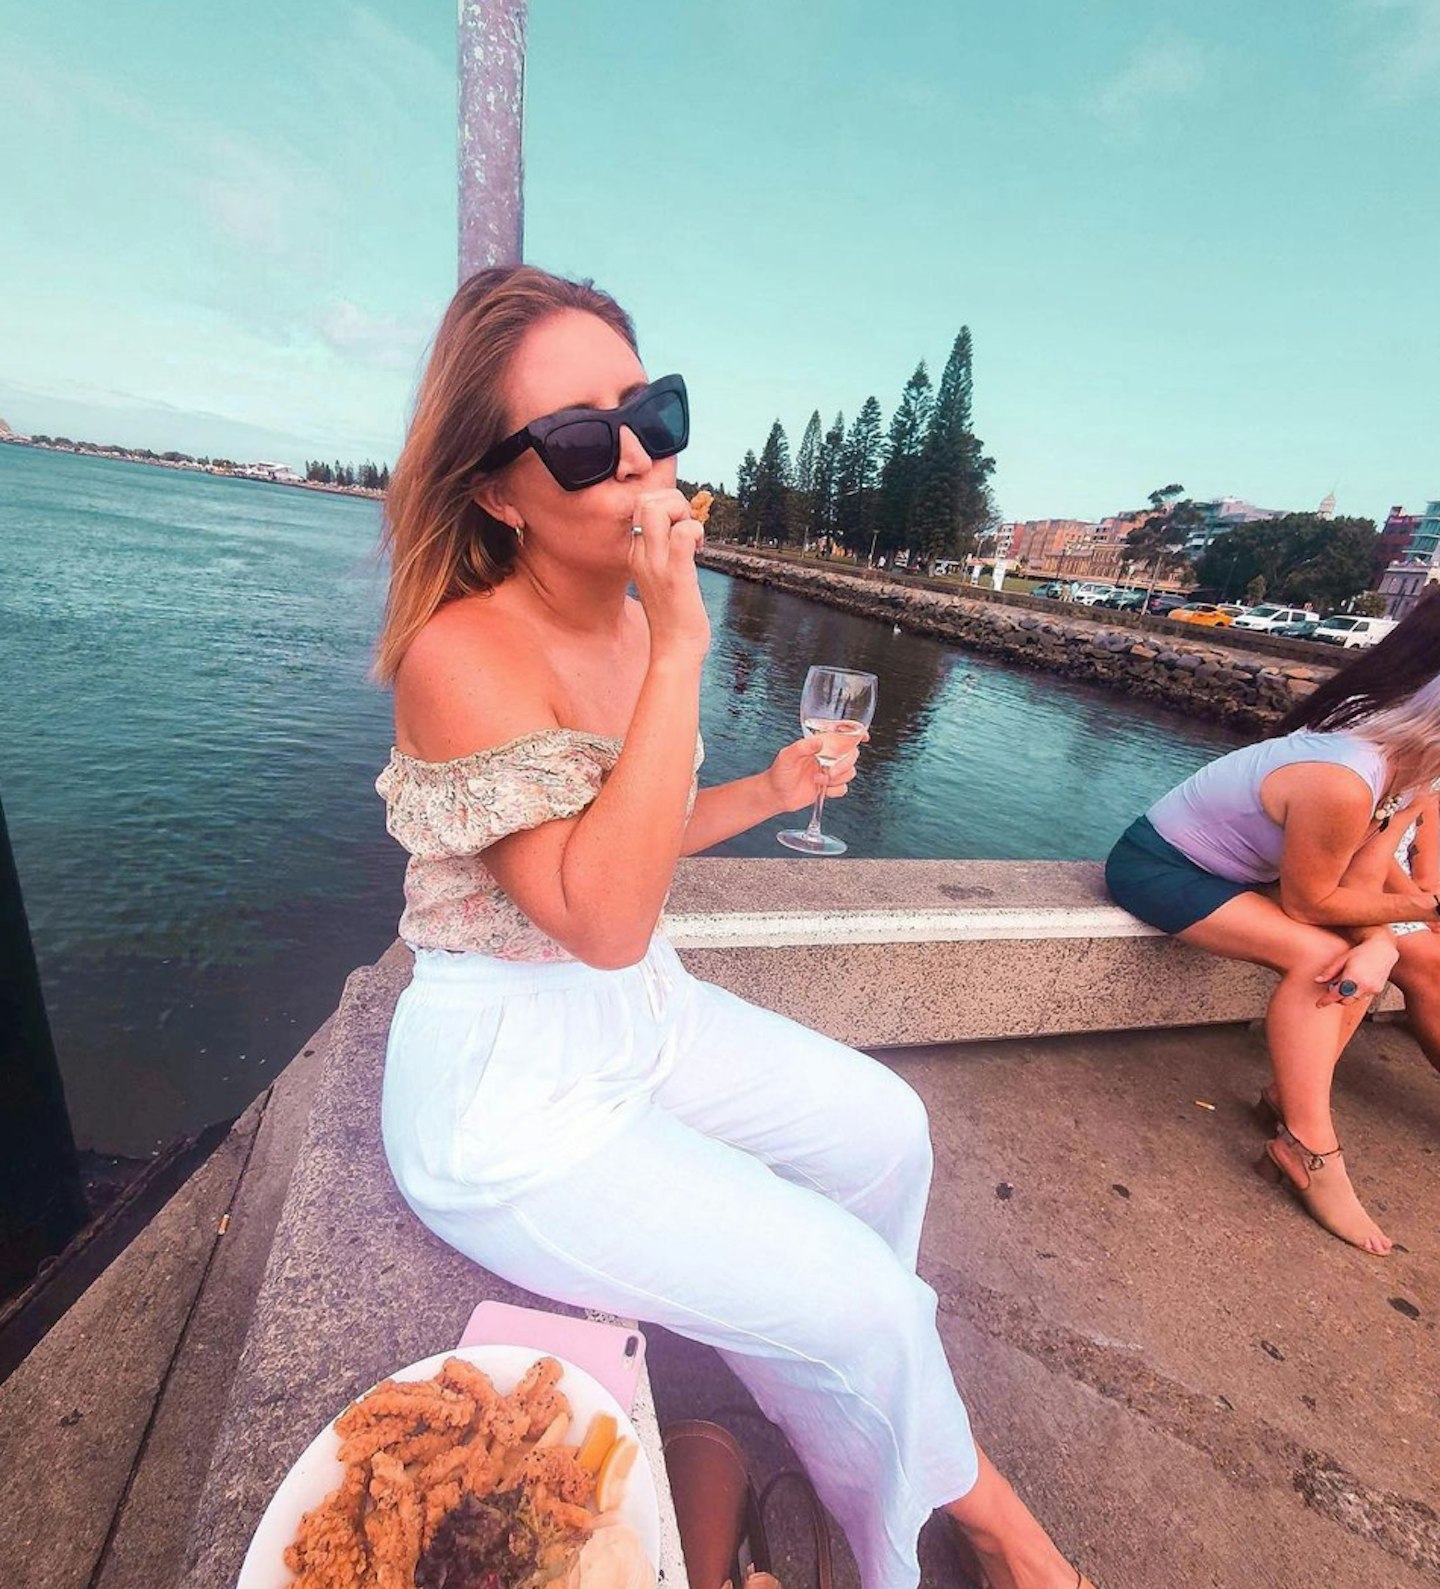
[3,945,1435,1589]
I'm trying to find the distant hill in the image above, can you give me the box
[0,417,14,440]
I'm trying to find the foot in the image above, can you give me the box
[1264,1131,1393,1255]
[944,1451,1092,1589]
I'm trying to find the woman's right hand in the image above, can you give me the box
[629,489,710,664]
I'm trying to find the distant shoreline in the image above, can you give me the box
[0,436,385,502]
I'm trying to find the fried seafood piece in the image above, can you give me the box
[532,1489,596,1535]
[415,1442,472,1493]
[519,1445,596,1507]
[422,1477,464,1550]
[512,1355,569,1438]
[438,1355,502,1420]
[461,1437,504,1498]
[365,1451,424,1589]
[689,489,714,525]
[283,1462,369,1589]
[515,1355,564,1404]
[336,1415,413,1467]
[334,1380,474,1451]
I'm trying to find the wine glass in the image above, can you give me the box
[777,666,878,855]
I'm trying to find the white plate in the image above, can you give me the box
[237,1344,661,1589]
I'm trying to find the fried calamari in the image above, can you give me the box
[282,1356,618,1589]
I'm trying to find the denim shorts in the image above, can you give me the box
[1105,814,1254,935]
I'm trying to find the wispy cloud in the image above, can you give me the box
[1352,0,1440,101]
[0,39,336,273]
[312,301,437,375]
[1090,33,1208,125]
[0,26,447,374]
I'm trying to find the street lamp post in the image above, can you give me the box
[459,0,528,278]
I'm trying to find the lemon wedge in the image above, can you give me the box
[595,1437,638,1513]
[576,1412,618,1475]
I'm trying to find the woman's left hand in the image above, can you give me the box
[765,732,868,815]
[1314,934,1400,1007]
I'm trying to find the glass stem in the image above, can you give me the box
[804,767,830,839]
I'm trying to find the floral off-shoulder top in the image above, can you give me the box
[375,729,704,961]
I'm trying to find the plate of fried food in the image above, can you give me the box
[237,1345,660,1589]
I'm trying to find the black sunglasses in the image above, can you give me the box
[474,374,689,492]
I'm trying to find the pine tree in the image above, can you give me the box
[873,363,933,560]
[736,449,760,542]
[836,398,883,553]
[793,411,822,547]
[910,328,995,560]
[813,412,846,549]
[753,421,794,544]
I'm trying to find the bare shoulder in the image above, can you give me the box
[393,593,557,760]
[1265,760,1377,830]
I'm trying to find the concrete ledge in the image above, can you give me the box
[665,859,1401,1047]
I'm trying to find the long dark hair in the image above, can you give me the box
[1273,591,1440,736]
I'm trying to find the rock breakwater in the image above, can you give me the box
[698,547,1337,731]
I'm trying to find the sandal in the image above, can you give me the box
[1254,1125,1392,1254]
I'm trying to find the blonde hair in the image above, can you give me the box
[1352,672,1440,802]
[373,266,638,684]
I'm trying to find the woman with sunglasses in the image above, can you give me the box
[373,267,1093,1589]
[1106,596,1440,1255]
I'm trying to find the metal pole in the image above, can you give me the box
[458,0,528,279]
[0,793,86,1296]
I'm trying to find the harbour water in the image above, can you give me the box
[1,446,1242,1156]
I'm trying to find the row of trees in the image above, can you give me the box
[1125,484,1381,612]
[730,328,998,562]
[305,459,390,489]
[29,437,244,469]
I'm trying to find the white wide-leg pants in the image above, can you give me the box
[381,936,978,1589]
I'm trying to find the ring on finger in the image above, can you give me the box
[630,525,644,536]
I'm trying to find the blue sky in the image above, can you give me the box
[1,0,1436,523]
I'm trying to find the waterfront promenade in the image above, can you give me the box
[697,544,1339,732]
[2,860,1436,1589]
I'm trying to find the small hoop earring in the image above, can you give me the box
[513,521,525,547]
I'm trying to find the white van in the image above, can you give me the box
[1312,614,1398,650]
[1231,604,1311,632]
[1069,581,1118,606]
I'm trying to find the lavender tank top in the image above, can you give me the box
[1147,729,1390,884]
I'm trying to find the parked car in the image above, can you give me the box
[1029,581,1070,599]
[1311,614,1398,650]
[1099,587,1148,611]
[1272,617,1323,640]
[1217,604,1249,620]
[1144,591,1190,617]
[1069,581,1118,606]
[1232,603,1312,632]
[1169,603,1235,627]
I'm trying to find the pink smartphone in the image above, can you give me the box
[457,1300,647,1414]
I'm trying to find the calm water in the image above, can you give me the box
[0,447,1242,1156]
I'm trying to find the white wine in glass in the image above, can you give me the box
[777,666,878,856]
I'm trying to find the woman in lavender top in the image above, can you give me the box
[1106,598,1440,1254]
